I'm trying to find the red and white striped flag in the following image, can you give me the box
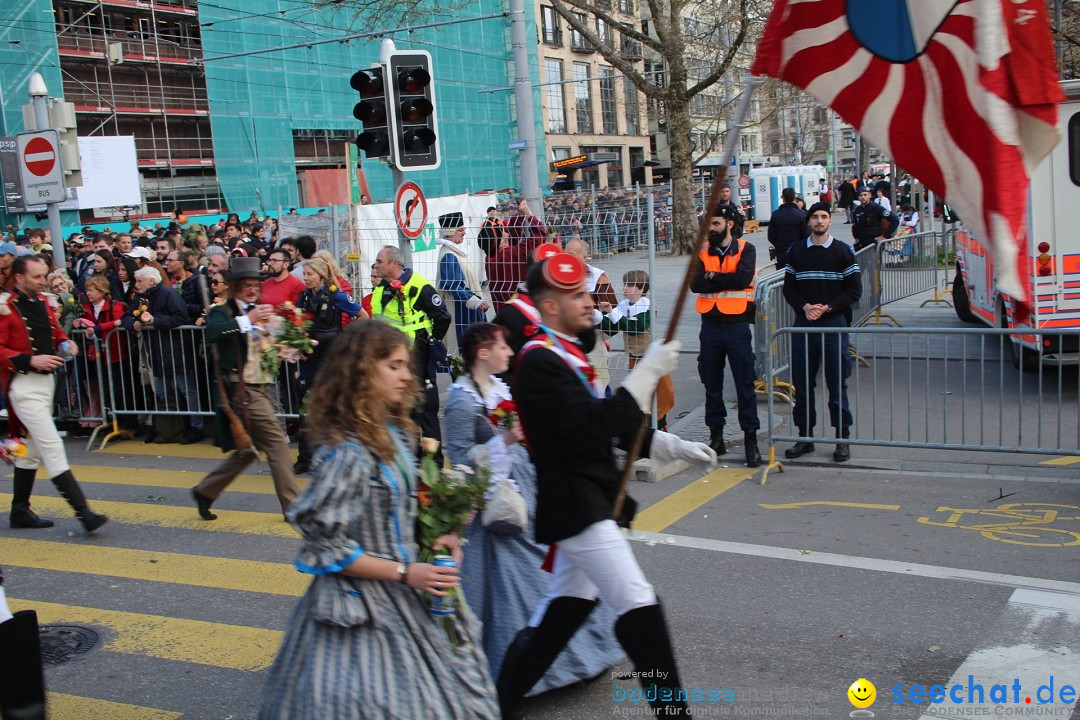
[752,0,1062,309]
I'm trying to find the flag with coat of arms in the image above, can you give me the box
[751,0,1063,314]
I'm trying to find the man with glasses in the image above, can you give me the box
[690,204,761,467]
[260,249,304,308]
[165,250,203,321]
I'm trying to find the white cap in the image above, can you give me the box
[126,246,155,261]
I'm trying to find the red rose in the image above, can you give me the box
[390,279,404,291]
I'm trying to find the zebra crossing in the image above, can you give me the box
[0,441,308,719]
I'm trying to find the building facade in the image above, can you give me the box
[0,0,536,226]
[535,0,652,190]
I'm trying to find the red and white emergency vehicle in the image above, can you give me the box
[952,79,1080,369]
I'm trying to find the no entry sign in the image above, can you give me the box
[17,130,65,204]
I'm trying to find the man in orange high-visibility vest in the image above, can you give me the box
[690,204,761,467]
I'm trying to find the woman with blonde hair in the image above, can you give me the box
[312,249,355,326]
[293,258,365,474]
[259,321,498,720]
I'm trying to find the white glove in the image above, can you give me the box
[649,431,718,466]
[466,295,484,311]
[620,340,682,412]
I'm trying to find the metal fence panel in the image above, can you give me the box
[765,326,1080,458]
[102,326,303,424]
[876,230,948,307]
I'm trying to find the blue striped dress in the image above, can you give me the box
[444,377,624,695]
[258,432,499,720]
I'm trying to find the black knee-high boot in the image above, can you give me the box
[614,602,688,716]
[0,609,47,720]
[8,467,53,529]
[50,471,108,533]
[496,596,598,720]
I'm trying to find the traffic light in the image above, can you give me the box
[351,67,392,159]
[387,50,440,171]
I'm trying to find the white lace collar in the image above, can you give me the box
[450,374,512,411]
[436,238,467,258]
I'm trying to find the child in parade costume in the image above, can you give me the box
[258,321,498,720]
[497,253,717,719]
[599,269,675,428]
[444,322,623,692]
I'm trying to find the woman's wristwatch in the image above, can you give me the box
[396,562,409,584]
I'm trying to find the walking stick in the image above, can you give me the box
[197,274,256,457]
[612,77,761,522]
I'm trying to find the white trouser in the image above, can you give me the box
[528,519,657,624]
[9,372,70,477]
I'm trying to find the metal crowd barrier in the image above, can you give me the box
[862,230,952,325]
[761,326,1080,482]
[90,326,304,448]
[50,331,109,450]
[752,268,794,401]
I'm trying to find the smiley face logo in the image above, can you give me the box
[848,678,877,709]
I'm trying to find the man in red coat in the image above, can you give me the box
[2,256,107,532]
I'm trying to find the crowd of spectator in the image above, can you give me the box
[0,212,318,445]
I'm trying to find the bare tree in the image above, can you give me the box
[549,0,765,253]
[1050,0,1080,80]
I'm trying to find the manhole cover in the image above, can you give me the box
[39,625,99,666]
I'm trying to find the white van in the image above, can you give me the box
[952,79,1080,369]
[750,165,825,222]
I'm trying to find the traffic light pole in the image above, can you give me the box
[379,40,414,268]
[509,0,542,219]
[391,163,413,268]
[28,73,65,270]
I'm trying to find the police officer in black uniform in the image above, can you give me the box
[851,185,898,252]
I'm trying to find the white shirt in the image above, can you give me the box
[873,196,892,213]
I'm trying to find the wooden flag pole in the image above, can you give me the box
[612,76,761,522]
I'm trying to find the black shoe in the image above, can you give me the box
[833,443,850,462]
[77,508,108,533]
[614,602,688,716]
[784,441,815,459]
[191,488,217,521]
[497,597,598,720]
[708,427,727,456]
[9,468,52,529]
[71,426,93,438]
[744,431,762,468]
[292,461,310,475]
[180,428,204,445]
[9,506,54,529]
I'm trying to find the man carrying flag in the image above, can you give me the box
[751,0,1062,315]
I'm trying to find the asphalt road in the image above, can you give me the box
[2,211,1079,719]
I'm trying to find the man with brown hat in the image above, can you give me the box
[191,257,298,520]
[496,252,716,719]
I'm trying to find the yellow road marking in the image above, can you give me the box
[47,693,182,720]
[0,538,308,596]
[95,440,299,461]
[759,501,901,510]
[0,494,299,538]
[11,600,281,672]
[632,467,751,532]
[38,465,309,495]
[1039,456,1080,466]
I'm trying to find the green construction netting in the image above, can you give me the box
[198,0,546,213]
[0,0,79,230]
